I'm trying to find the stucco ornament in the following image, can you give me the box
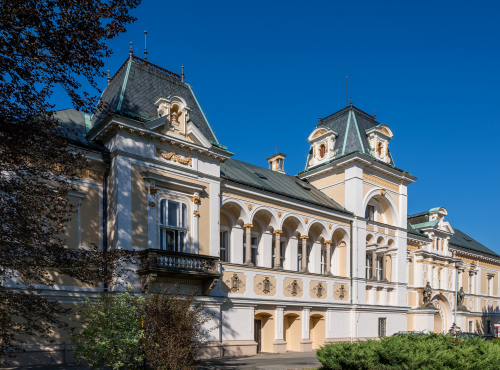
[225,274,245,293]
[422,281,433,307]
[256,277,274,294]
[285,280,302,296]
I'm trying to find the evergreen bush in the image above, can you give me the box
[316,333,500,370]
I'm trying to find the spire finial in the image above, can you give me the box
[181,66,185,83]
[350,96,352,107]
[107,70,110,85]
[144,30,148,61]
[374,110,376,120]
[318,112,321,122]
[129,42,133,59]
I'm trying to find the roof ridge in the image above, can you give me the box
[317,105,376,126]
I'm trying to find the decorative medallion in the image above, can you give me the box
[247,204,253,211]
[304,218,309,224]
[312,282,325,298]
[156,148,192,166]
[380,189,386,196]
[193,196,201,204]
[256,277,275,294]
[328,224,332,230]
[149,187,158,195]
[285,280,302,297]
[193,211,200,217]
[149,201,156,208]
[277,211,283,218]
[225,274,245,293]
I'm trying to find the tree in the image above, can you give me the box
[143,286,217,370]
[0,0,140,361]
[71,286,145,370]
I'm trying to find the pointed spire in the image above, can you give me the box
[181,66,185,83]
[144,30,148,61]
[374,110,376,121]
[107,70,110,85]
[129,42,133,59]
[350,96,352,107]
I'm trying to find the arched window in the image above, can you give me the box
[319,144,326,158]
[159,199,188,252]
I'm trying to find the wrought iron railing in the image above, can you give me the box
[138,249,220,275]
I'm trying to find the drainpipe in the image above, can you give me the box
[102,151,111,292]
[350,219,353,304]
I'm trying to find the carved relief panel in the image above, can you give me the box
[310,280,327,299]
[283,278,304,298]
[254,275,277,296]
[221,271,247,294]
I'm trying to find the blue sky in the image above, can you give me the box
[54,0,499,252]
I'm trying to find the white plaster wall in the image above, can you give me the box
[221,306,254,341]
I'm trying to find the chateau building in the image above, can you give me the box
[10,53,500,364]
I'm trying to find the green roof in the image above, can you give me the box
[221,158,351,215]
[449,229,499,258]
[410,219,440,230]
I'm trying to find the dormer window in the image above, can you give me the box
[366,124,394,164]
[306,127,338,169]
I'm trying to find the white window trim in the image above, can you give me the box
[158,197,190,253]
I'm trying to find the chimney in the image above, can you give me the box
[267,153,286,173]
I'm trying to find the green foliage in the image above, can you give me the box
[70,286,145,370]
[316,333,500,370]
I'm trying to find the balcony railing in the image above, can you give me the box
[138,249,220,276]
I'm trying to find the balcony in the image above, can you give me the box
[137,249,221,295]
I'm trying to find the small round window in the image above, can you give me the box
[319,144,326,158]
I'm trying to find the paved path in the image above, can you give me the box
[198,352,321,370]
[2,352,322,370]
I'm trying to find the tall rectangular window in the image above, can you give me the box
[366,254,373,279]
[469,274,473,294]
[365,205,375,221]
[487,277,492,296]
[469,320,474,333]
[378,318,387,338]
[220,231,228,262]
[298,246,302,271]
[321,249,327,274]
[376,257,383,281]
[251,236,258,265]
[159,199,188,252]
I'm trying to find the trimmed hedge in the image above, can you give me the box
[316,334,500,370]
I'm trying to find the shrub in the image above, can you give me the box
[70,286,145,370]
[143,286,216,370]
[316,333,500,370]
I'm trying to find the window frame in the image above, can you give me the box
[220,230,229,262]
[158,198,189,252]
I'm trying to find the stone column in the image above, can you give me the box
[274,230,282,269]
[273,306,287,353]
[300,236,309,272]
[382,252,388,281]
[371,250,377,280]
[244,224,253,265]
[325,241,332,275]
[300,307,313,351]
